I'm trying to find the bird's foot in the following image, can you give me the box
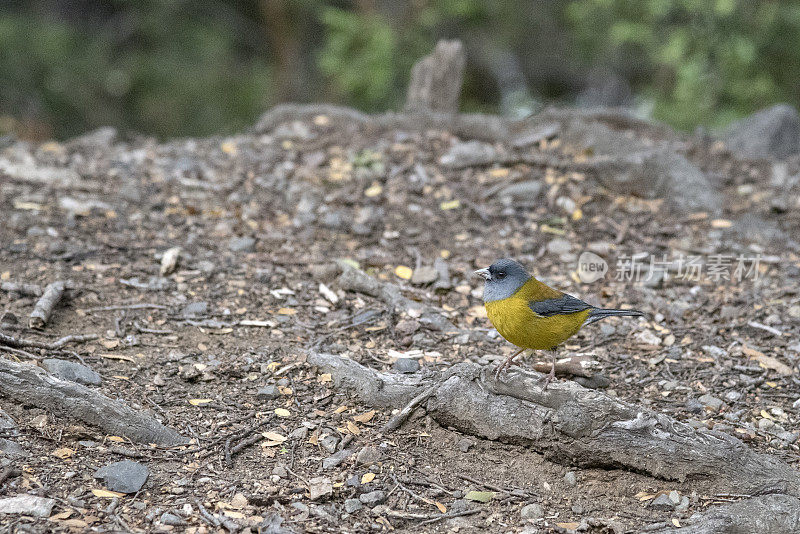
[538,368,557,390]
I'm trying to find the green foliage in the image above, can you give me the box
[566,0,800,130]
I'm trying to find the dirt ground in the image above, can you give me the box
[1,110,799,533]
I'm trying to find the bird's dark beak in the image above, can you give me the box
[474,268,491,281]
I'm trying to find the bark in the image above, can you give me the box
[404,39,465,115]
[307,353,800,499]
[0,358,187,446]
[29,280,70,329]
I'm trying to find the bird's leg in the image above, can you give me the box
[538,351,558,389]
[494,347,525,379]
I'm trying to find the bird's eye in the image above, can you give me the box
[496,271,506,279]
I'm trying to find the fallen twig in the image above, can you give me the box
[1,282,43,297]
[0,331,98,350]
[29,280,71,328]
[382,384,438,433]
[82,303,169,313]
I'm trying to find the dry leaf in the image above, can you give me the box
[361,472,375,484]
[62,519,89,529]
[346,421,360,435]
[52,447,74,459]
[91,489,125,498]
[99,353,135,362]
[189,399,213,406]
[333,405,347,414]
[224,510,245,519]
[262,431,287,444]
[672,518,681,527]
[364,183,383,197]
[439,199,460,210]
[556,523,580,530]
[100,339,119,349]
[318,373,332,383]
[743,345,793,376]
[434,501,447,513]
[353,410,376,423]
[49,511,73,521]
[277,307,297,315]
[274,408,291,417]
[107,436,125,442]
[394,265,413,280]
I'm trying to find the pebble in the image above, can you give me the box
[564,471,577,486]
[257,385,280,400]
[685,399,704,414]
[498,180,542,200]
[356,446,381,465]
[344,498,363,514]
[182,301,208,318]
[393,358,420,374]
[520,503,544,520]
[94,460,149,493]
[42,358,101,386]
[411,266,438,285]
[439,140,497,169]
[322,449,352,469]
[702,345,727,359]
[394,319,420,336]
[160,512,186,526]
[725,391,741,402]
[0,438,27,457]
[289,427,308,440]
[547,238,572,255]
[698,394,724,412]
[308,477,333,500]
[228,236,256,252]
[359,490,386,506]
[650,493,676,510]
[758,418,775,431]
[272,465,288,478]
[457,438,475,453]
[320,435,339,454]
[0,494,55,517]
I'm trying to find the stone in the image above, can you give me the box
[0,438,27,457]
[650,493,676,511]
[685,398,704,414]
[308,477,333,501]
[257,385,280,400]
[411,266,438,285]
[497,180,542,200]
[758,418,775,431]
[160,512,186,526]
[698,394,724,412]
[439,141,498,169]
[725,391,742,403]
[344,498,363,514]
[457,438,474,453]
[393,358,420,374]
[394,319,420,336]
[359,490,386,507]
[182,301,208,318]
[356,446,381,465]
[0,494,55,517]
[228,236,256,252]
[41,359,101,386]
[319,435,338,454]
[563,471,577,486]
[322,449,352,469]
[520,503,544,520]
[547,238,572,255]
[94,460,149,493]
[723,104,800,159]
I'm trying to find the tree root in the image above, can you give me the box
[0,358,187,446]
[306,352,800,500]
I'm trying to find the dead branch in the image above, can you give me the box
[0,358,187,446]
[0,332,98,350]
[1,282,43,297]
[405,39,465,115]
[307,353,800,499]
[648,494,800,534]
[29,280,71,329]
[335,261,464,334]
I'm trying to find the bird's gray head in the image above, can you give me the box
[474,258,532,302]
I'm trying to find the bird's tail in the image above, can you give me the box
[585,307,645,326]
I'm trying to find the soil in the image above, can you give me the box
[1,110,799,533]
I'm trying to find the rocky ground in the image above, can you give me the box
[1,102,800,533]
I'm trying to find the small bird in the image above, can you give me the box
[475,258,645,386]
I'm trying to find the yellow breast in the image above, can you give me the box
[485,296,590,350]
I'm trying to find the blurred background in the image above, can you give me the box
[3,0,800,141]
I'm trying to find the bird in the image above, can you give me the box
[474,258,645,386]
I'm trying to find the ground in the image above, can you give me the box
[0,111,799,533]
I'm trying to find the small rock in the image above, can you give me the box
[0,438,27,457]
[94,460,149,493]
[547,238,572,255]
[725,391,742,403]
[457,438,474,453]
[411,266,438,285]
[520,503,544,520]
[257,385,280,400]
[685,398,704,414]
[676,495,690,512]
[395,319,420,336]
[322,449,352,469]
[564,471,577,486]
[308,476,333,501]
[439,141,498,169]
[698,394,724,412]
[599,323,616,336]
[497,180,542,200]
[272,465,288,478]
[160,512,186,526]
[289,427,308,440]
[650,493,676,511]
[319,435,339,454]
[346,474,360,487]
[702,345,727,359]
[356,446,381,465]
[758,418,775,431]
[0,494,56,517]
[228,236,256,252]
[359,490,386,507]
[668,490,681,504]
[723,103,800,159]
[182,301,208,318]
[393,358,420,374]
[344,498,363,514]
[42,359,101,386]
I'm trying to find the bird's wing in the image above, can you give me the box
[529,294,593,317]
